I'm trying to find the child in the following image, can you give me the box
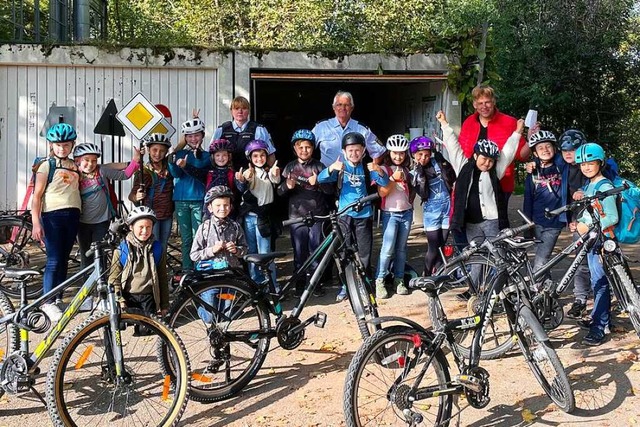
[74,143,141,268]
[168,118,212,269]
[235,139,281,286]
[190,186,247,322]
[409,136,456,276]
[572,142,618,346]
[374,134,414,299]
[277,129,332,297]
[523,130,566,278]
[129,133,174,252]
[31,123,81,322]
[108,206,169,334]
[317,132,390,302]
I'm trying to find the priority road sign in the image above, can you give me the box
[148,117,176,141]
[116,93,163,140]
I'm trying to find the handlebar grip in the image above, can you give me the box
[282,217,304,227]
[545,205,567,218]
[359,193,380,205]
[446,245,477,266]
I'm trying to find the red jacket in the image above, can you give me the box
[458,110,526,193]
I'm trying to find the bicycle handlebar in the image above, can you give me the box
[545,182,629,218]
[282,193,380,227]
[84,219,129,258]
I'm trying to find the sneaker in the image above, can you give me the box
[577,319,611,335]
[581,332,605,346]
[336,286,348,302]
[41,303,63,323]
[395,279,409,296]
[566,300,586,319]
[375,279,389,300]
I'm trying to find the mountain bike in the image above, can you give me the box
[343,221,575,426]
[0,222,191,427]
[159,193,381,403]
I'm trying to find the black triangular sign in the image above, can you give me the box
[94,99,126,136]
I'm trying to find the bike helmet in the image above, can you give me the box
[208,139,235,154]
[46,123,77,143]
[73,143,101,158]
[575,142,605,164]
[473,139,500,160]
[181,118,205,135]
[386,134,409,152]
[559,129,587,151]
[204,185,234,205]
[126,205,157,225]
[528,130,557,148]
[291,129,316,145]
[144,133,172,148]
[409,136,436,154]
[244,139,269,160]
[342,132,366,148]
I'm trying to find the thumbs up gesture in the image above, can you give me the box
[235,167,246,182]
[308,171,318,186]
[392,169,404,182]
[176,155,188,168]
[271,160,280,178]
[244,164,255,182]
[330,159,344,173]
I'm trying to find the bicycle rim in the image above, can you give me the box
[611,264,640,339]
[515,306,575,413]
[344,263,379,340]
[46,312,190,427]
[344,328,452,427]
[162,280,271,402]
[0,290,19,395]
[0,218,44,298]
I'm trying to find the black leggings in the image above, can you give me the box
[424,229,449,275]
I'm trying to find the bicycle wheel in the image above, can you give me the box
[344,327,453,427]
[610,263,640,339]
[160,279,271,402]
[0,217,44,298]
[430,256,515,360]
[514,305,575,413]
[344,263,380,340]
[45,311,190,427]
[0,290,19,399]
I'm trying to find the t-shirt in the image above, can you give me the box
[79,162,139,224]
[380,165,412,212]
[37,158,81,212]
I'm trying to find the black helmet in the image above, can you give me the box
[342,132,366,148]
[204,185,234,205]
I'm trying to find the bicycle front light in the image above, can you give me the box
[603,239,617,253]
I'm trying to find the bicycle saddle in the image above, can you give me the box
[408,275,451,293]
[243,252,287,266]
[2,268,42,279]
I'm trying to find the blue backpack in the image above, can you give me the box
[594,176,640,244]
[118,240,163,267]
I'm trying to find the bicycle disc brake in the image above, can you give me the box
[0,352,31,394]
[532,294,564,331]
[276,316,305,350]
[462,366,490,409]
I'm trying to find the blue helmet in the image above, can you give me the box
[559,129,587,151]
[575,142,605,164]
[46,123,77,143]
[291,129,316,145]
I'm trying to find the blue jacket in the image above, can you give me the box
[168,149,211,201]
[523,157,565,229]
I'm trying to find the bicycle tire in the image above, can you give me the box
[0,290,19,399]
[611,263,640,339]
[429,256,515,360]
[344,327,453,427]
[45,311,190,427]
[514,305,575,413]
[344,263,380,340]
[0,217,44,298]
[160,278,271,403]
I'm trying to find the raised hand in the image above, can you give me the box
[135,187,146,201]
[330,159,344,173]
[244,164,255,182]
[367,162,382,174]
[235,167,245,182]
[192,108,200,119]
[516,118,525,135]
[391,169,404,181]
[308,171,318,186]
[176,155,188,168]
[436,110,448,126]
[271,160,280,178]
[133,146,143,163]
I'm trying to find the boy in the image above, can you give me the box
[277,129,332,297]
[317,132,390,302]
[108,206,169,335]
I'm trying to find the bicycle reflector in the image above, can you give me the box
[412,333,422,348]
[443,245,455,257]
[603,240,617,253]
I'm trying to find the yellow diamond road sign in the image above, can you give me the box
[148,117,176,141]
[116,93,163,140]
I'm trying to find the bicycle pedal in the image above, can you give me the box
[314,311,327,328]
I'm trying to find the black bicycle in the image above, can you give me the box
[159,193,381,403]
[344,220,575,426]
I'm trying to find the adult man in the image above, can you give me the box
[458,85,529,200]
[312,91,386,166]
[210,96,276,169]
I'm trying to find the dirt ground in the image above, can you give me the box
[1,195,640,426]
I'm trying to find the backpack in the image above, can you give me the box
[594,176,640,244]
[30,156,57,188]
[118,240,163,267]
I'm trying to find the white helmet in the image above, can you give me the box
[126,205,157,225]
[181,118,205,135]
[528,130,557,148]
[145,133,172,148]
[386,134,409,152]
[73,143,102,158]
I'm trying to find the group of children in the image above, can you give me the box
[32,102,620,346]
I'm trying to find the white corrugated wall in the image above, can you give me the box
[0,65,217,210]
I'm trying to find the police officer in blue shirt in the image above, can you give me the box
[312,91,386,166]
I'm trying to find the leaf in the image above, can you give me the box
[521,408,537,423]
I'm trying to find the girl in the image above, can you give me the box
[235,139,281,287]
[31,123,81,321]
[409,135,456,276]
[374,134,414,299]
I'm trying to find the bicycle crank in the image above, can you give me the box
[276,316,305,350]
[459,366,490,409]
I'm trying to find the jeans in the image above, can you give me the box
[465,220,499,292]
[154,218,173,253]
[77,220,110,268]
[571,231,592,303]
[244,213,276,286]
[532,225,562,278]
[339,215,373,278]
[587,251,610,337]
[42,208,80,301]
[290,221,324,288]
[175,201,203,269]
[376,210,412,280]
[422,193,450,232]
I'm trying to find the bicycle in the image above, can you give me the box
[159,193,382,403]
[343,220,575,426]
[0,221,191,427]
